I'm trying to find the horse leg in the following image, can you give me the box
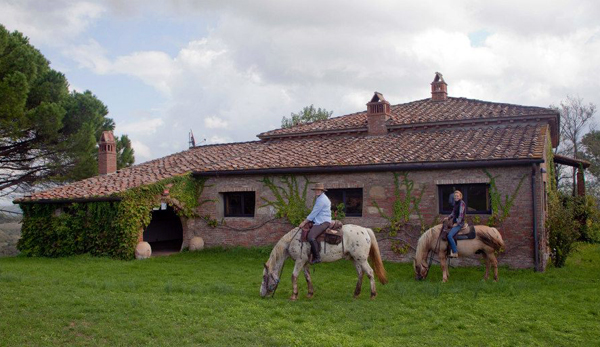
[359,261,377,299]
[353,260,364,299]
[439,251,449,283]
[290,261,304,301]
[482,252,490,281]
[488,252,499,282]
[303,263,314,298]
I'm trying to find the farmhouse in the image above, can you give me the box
[15,73,587,270]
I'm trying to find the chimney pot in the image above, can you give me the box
[98,131,117,175]
[366,92,390,136]
[431,72,448,101]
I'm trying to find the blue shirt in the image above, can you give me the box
[306,193,332,225]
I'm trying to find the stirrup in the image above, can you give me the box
[310,257,321,264]
[449,251,459,258]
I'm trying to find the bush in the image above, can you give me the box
[571,195,600,243]
[547,193,580,267]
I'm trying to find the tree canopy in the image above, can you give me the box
[0,25,133,196]
[281,104,333,129]
[551,95,597,194]
[116,134,135,169]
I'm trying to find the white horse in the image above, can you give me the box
[260,225,388,300]
[414,224,505,282]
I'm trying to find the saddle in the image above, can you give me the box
[301,220,344,245]
[440,220,476,242]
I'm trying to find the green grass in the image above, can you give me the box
[1,244,599,346]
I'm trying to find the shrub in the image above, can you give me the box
[547,193,581,267]
[571,195,600,243]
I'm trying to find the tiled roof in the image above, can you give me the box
[18,123,548,202]
[258,97,555,138]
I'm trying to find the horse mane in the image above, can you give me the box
[415,225,442,263]
[266,227,298,271]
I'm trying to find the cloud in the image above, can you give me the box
[0,0,105,46]
[131,140,152,160]
[118,118,165,136]
[204,116,229,129]
[207,135,231,144]
[5,0,600,164]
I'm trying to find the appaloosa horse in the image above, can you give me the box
[414,224,505,282]
[260,225,387,300]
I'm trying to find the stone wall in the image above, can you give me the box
[0,220,21,257]
[180,165,545,269]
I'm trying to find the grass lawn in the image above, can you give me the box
[1,244,599,346]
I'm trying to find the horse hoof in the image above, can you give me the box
[289,296,297,301]
[306,293,313,299]
[370,293,377,299]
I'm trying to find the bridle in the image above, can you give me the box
[263,264,280,298]
[421,223,444,280]
[262,227,299,297]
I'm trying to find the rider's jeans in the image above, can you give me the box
[448,225,462,253]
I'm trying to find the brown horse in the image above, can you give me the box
[260,225,387,300]
[414,224,505,282]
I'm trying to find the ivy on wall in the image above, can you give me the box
[372,172,426,236]
[18,174,208,260]
[483,169,527,227]
[260,175,312,226]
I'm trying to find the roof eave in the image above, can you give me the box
[15,196,123,205]
[193,158,544,177]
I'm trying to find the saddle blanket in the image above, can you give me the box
[300,220,343,245]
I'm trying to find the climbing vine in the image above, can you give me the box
[372,172,426,236]
[260,175,312,226]
[483,169,527,226]
[18,174,208,260]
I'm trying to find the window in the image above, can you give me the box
[438,184,490,214]
[223,192,255,217]
[327,188,363,217]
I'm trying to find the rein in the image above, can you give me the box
[266,227,302,298]
[427,226,444,271]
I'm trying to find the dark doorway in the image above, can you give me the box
[143,205,183,255]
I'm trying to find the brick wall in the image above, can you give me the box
[181,166,545,269]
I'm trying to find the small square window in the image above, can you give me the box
[223,192,255,217]
[438,184,490,214]
[327,188,363,217]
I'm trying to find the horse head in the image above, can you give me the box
[413,258,429,281]
[260,263,280,297]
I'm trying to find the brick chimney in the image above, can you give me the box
[366,92,390,135]
[431,72,447,101]
[98,131,117,175]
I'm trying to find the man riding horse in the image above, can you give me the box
[298,183,331,264]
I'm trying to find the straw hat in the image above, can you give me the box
[311,183,327,191]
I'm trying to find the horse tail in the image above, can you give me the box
[367,228,388,284]
[477,227,505,251]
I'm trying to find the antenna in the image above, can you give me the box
[189,130,196,148]
[189,130,206,148]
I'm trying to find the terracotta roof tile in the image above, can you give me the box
[258,97,554,138]
[18,123,548,202]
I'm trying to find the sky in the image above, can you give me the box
[1,0,599,164]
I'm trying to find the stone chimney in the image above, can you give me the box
[98,131,117,175]
[366,92,390,135]
[431,72,447,101]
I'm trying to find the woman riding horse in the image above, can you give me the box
[447,190,466,258]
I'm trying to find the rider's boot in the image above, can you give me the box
[309,240,321,264]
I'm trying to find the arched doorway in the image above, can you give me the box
[143,205,183,255]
